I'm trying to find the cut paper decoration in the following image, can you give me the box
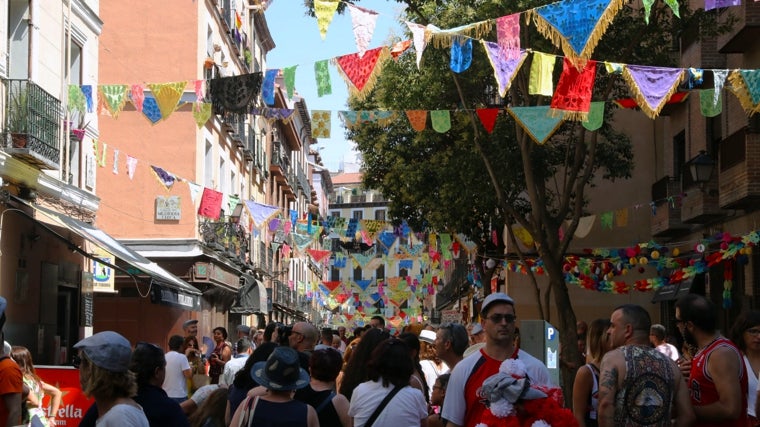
[112,149,119,175]
[209,72,263,114]
[307,249,332,264]
[605,62,623,74]
[187,181,201,203]
[643,0,678,23]
[243,200,281,228]
[314,60,333,97]
[450,38,473,73]
[496,14,521,60]
[615,208,628,227]
[311,110,331,138]
[262,69,279,106]
[252,107,296,123]
[613,91,689,110]
[529,52,556,96]
[406,110,428,131]
[390,39,412,60]
[507,106,565,145]
[98,85,129,118]
[194,80,204,103]
[126,156,138,180]
[574,215,596,238]
[81,85,94,112]
[141,97,163,124]
[338,110,396,129]
[150,165,176,191]
[622,65,684,119]
[430,110,451,133]
[529,0,626,61]
[355,279,373,292]
[713,69,728,107]
[130,84,145,112]
[347,4,378,58]
[582,101,605,131]
[314,0,340,40]
[198,188,223,220]
[68,85,86,113]
[600,211,613,229]
[283,66,297,99]
[550,58,597,121]
[481,42,527,97]
[322,280,342,293]
[699,89,722,117]
[427,21,493,48]
[727,70,760,116]
[98,142,107,167]
[476,108,500,133]
[193,103,212,128]
[332,46,390,100]
[147,82,187,121]
[406,22,428,69]
[687,68,703,89]
[705,0,741,11]
[71,129,85,141]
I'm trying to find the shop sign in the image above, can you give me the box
[36,366,93,425]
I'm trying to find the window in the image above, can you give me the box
[376,265,385,282]
[399,268,408,278]
[375,210,386,221]
[673,131,685,181]
[330,266,340,282]
[219,157,227,192]
[353,266,362,281]
[204,142,214,187]
[352,210,363,220]
[65,31,84,186]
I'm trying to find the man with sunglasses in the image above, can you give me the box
[442,292,552,427]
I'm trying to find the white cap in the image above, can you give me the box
[419,329,436,344]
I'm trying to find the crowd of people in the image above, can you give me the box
[1,291,760,426]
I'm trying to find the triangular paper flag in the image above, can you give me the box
[193,103,212,128]
[141,96,163,124]
[147,82,187,121]
[314,0,340,40]
[98,85,129,118]
[529,0,626,60]
[728,69,760,116]
[622,65,684,119]
[507,106,565,144]
[476,108,499,133]
[150,166,176,191]
[347,4,378,58]
[481,42,527,97]
[406,22,427,69]
[307,249,332,264]
[332,47,390,100]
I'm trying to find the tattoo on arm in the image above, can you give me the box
[600,366,619,392]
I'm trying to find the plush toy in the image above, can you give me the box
[474,359,578,427]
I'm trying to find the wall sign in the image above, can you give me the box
[155,195,181,220]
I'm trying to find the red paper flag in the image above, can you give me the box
[550,58,597,121]
[198,188,223,220]
[476,108,500,133]
[322,281,342,292]
[333,46,389,99]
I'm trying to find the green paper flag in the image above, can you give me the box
[582,102,605,131]
[508,106,565,145]
[529,52,555,96]
[600,211,613,229]
[283,66,297,99]
[315,60,332,97]
[430,110,451,133]
[193,103,212,128]
[699,89,722,118]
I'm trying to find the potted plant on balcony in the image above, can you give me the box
[7,87,29,148]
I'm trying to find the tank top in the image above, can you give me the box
[689,337,748,427]
[208,342,228,382]
[613,345,676,426]
[583,363,599,426]
[295,384,341,427]
[246,398,308,427]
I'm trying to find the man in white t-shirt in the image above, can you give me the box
[650,323,679,361]
[162,335,191,402]
[219,337,252,387]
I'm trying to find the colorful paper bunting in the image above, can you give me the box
[311,110,331,138]
[406,22,428,69]
[262,69,279,106]
[347,4,378,58]
[481,42,527,97]
[198,188,223,220]
[141,97,163,124]
[130,84,145,112]
[476,108,500,133]
[728,70,760,116]
[622,65,684,119]
[430,110,451,133]
[550,58,597,121]
[150,165,176,191]
[700,90,722,117]
[450,38,473,73]
[283,66,297,99]
[496,14,521,60]
[529,52,556,96]
[193,103,212,128]
[508,106,565,145]
[98,85,129,118]
[406,110,427,131]
[332,47,390,100]
[148,82,187,121]
[314,0,340,40]
[582,102,605,131]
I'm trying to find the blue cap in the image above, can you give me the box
[74,331,132,373]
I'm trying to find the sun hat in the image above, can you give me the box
[481,292,515,315]
[419,329,437,344]
[250,346,309,391]
[74,331,132,373]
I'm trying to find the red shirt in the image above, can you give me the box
[689,337,748,427]
[0,357,23,426]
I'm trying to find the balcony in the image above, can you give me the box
[719,129,760,209]
[198,218,249,266]
[681,169,724,224]
[3,80,61,170]
[243,125,255,162]
[717,1,760,53]
[221,112,245,147]
[650,177,690,237]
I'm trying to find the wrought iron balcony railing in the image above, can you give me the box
[198,218,249,265]
[3,79,61,170]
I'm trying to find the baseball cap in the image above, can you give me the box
[481,292,515,315]
[183,319,198,329]
[471,323,484,335]
[74,331,132,373]
[237,325,251,334]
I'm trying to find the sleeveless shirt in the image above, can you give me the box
[614,345,676,426]
[583,363,599,426]
[247,399,308,427]
[295,384,341,427]
[689,337,748,427]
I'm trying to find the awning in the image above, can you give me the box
[229,273,267,315]
[20,200,201,299]
[651,278,694,303]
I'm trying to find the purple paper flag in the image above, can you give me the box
[704,0,741,11]
[482,41,528,97]
[150,165,176,190]
[623,65,684,119]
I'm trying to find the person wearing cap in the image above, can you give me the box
[182,319,198,338]
[130,341,190,427]
[442,292,552,427]
[470,323,485,344]
[435,323,469,370]
[419,329,449,401]
[73,331,149,426]
[229,346,319,427]
[0,297,22,427]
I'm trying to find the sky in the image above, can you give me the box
[263,1,407,172]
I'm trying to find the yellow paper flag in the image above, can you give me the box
[314,0,340,40]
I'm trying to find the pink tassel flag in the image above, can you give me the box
[496,14,521,60]
[347,4,379,58]
[130,84,145,112]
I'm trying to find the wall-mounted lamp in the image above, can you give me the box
[687,150,715,190]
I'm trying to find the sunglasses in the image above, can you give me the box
[486,313,517,324]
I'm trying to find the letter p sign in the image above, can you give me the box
[547,327,556,341]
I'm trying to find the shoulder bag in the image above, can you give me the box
[364,385,402,427]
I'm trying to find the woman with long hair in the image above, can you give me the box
[730,309,760,426]
[10,346,62,427]
[572,318,611,427]
[398,332,429,401]
[208,327,231,385]
[295,348,351,426]
[339,328,390,401]
[349,338,428,427]
[187,387,228,427]
[183,336,207,395]
[427,373,450,427]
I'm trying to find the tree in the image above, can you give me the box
[305,0,733,399]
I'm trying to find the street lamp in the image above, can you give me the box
[687,150,715,189]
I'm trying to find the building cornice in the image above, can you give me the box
[71,0,104,36]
